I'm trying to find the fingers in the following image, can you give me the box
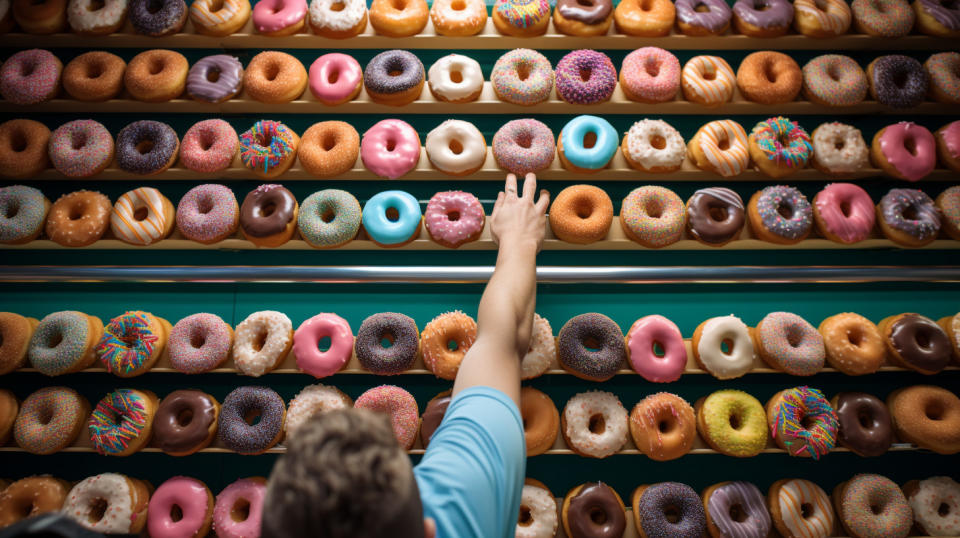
[521,173,537,200]
[492,191,504,216]
[504,174,518,198]
[534,189,550,215]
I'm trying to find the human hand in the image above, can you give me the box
[490,173,549,252]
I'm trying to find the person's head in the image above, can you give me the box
[263,408,435,538]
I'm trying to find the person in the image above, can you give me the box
[262,173,550,538]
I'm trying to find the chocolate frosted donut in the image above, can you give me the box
[557,313,626,382]
[567,483,625,538]
[239,184,296,239]
[363,50,424,97]
[556,0,612,23]
[153,389,219,456]
[635,482,707,538]
[217,386,285,455]
[355,312,419,374]
[834,391,893,457]
[420,392,451,447]
[869,55,928,109]
[886,313,951,373]
[686,187,745,245]
[115,120,179,175]
[129,0,187,36]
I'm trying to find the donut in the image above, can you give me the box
[747,185,813,244]
[425,120,487,176]
[285,383,351,438]
[252,0,307,35]
[905,476,960,535]
[308,53,362,105]
[876,188,941,247]
[356,313,421,371]
[703,481,772,538]
[632,483,707,538]
[420,390,450,447]
[115,120,180,176]
[522,314,555,379]
[812,183,875,244]
[852,0,914,35]
[557,313,625,381]
[732,0,793,35]
[819,312,885,375]
[766,386,838,459]
[363,50,425,106]
[685,187,745,246]
[0,49,61,105]
[558,115,618,173]
[692,315,755,379]
[293,312,353,377]
[517,479,558,538]
[67,0,126,34]
[427,54,482,103]
[561,390,628,457]
[549,185,614,244]
[96,310,169,376]
[0,185,49,244]
[0,0,13,31]
[619,47,680,103]
[629,392,696,461]
[233,310,293,376]
[421,310,477,379]
[239,183,299,247]
[874,122,938,183]
[687,119,750,177]
[755,311,825,375]
[926,52,960,104]
[913,0,960,35]
[491,49,554,106]
[879,312,951,373]
[213,477,267,538]
[27,311,102,375]
[938,119,960,170]
[88,388,158,456]
[794,0,851,36]
[61,51,126,101]
[354,385,419,449]
[619,185,685,248]
[521,386,559,456]
[176,184,239,244]
[554,0,613,36]
[613,0,674,35]
[124,49,188,102]
[0,476,69,527]
[147,476,215,538]
[0,313,35,374]
[308,0,367,37]
[834,474,912,538]
[167,312,233,373]
[625,314,685,383]
[13,386,88,454]
[110,187,175,245]
[129,0,187,35]
[48,119,114,178]
[361,190,422,246]
[802,55,868,107]
[430,0,487,35]
[681,55,735,106]
[768,479,835,538]
[868,55,928,109]
[492,118,556,174]
[245,51,307,103]
[695,389,768,458]
[831,391,893,457]
[63,474,151,534]
[361,119,421,179]
[737,52,802,105]
[0,120,49,179]
[941,312,960,362]
[12,0,66,32]
[937,185,960,240]
[297,188,361,248]
[368,0,428,36]
[810,122,870,176]
[424,190,485,248]
[218,386,286,454]
[492,0,550,36]
[889,385,960,453]
[555,50,617,105]
[153,389,220,456]
[186,54,243,103]
[299,121,359,178]
[189,0,250,35]
[562,482,626,538]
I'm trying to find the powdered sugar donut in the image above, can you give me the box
[562,390,628,458]
[233,310,293,376]
[810,122,869,176]
[620,47,680,103]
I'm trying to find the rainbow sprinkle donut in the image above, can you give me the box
[494,0,551,31]
[768,386,838,459]
[13,386,88,455]
[27,311,98,376]
[492,119,556,175]
[0,185,48,244]
[48,120,115,178]
[750,185,813,243]
[749,117,812,177]
[619,186,685,248]
[801,55,868,107]
[755,312,825,376]
[95,311,162,377]
[239,120,298,177]
[555,50,617,105]
[491,49,554,106]
[88,388,156,456]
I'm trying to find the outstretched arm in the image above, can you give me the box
[452,173,549,407]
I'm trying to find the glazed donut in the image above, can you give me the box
[563,482,626,538]
[747,185,813,244]
[880,312,951,373]
[0,185,49,244]
[176,184,239,244]
[732,0,793,36]
[813,183,875,244]
[492,118,556,174]
[27,311,102,375]
[213,477,267,538]
[561,390,628,457]
[190,0,250,35]
[424,190,485,248]
[186,54,244,103]
[904,476,960,535]
[521,386,559,456]
[0,476,69,527]
[252,0,307,35]
[124,49,188,102]
[491,49,554,106]
[427,54,483,103]
[755,311,825,375]
[937,185,960,240]
[62,474,150,534]
[355,312,419,374]
[877,188,941,247]
[619,47,680,103]
[736,51,802,105]
[88,388,158,456]
[129,0,187,35]
[926,52,960,104]
[218,386,285,454]
[361,119,421,179]
[364,50,425,106]
[0,120,49,179]
[368,0,427,36]
[110,187,175,245]
[285,384,351,438]
[492,0,551,36]
[421,310,477,380]
[425,120,487,176]
[308,53,362,105]
[245,51,307,104]
[361,190,422,246]
[692,315,755,379]
[115,120,180,176]
[802,55,868,107]
[517,479,558,538]
[555,0,613,36]
[685,187,745,246]
[614,0,675,35]
[167,312,233,373]
[831,391,893,457]
[354,384,419,449]
[687,119,749,177]
[48,119,114,178]
[308,0,367,37]
[431,0,486,35]
[695,389,768,458]
[13,386,88,454]
[766,386,838,459]
[681,55,735,106]
[888,385,960,453]
[239,121,300,179]
[703,481,772,538]
[147,476,215,538]
[622,119,686,173]
[96,310,169,376]
[768,479,835,538]
[233,310,293,376]
[868,55,928,109]
[558,115,617,173]
[555,50,617,105]
[0,49,60,105]
[834,474,912,538]
[557,313,625,381]
[810,122,870,176]
[298,121,359,179]
[153,389,220,456]
[67,0,126,34]
[674,0,731,35]
[914,0,960,35]
[12,0,66,32]
[549,185,614,244]
[293,313,353,378]
[0,313,35,374]
[298,188,361,248]
[748,116,812,178]
[819,312,885,375]
[852,0,914,36]
[625,314,686,382]
[522,313,555,379]
[180,120,238,174]
[794,0,851,36]
[632,482,707,538]
[61,51,125,102]
[629,392,696,461]
[619,186,685,248]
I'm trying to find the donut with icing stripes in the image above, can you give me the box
[769,478,836,538]
[688,119,750,177]
[681,56,736,107]
[109,187,175,246]
[189,0,251,36]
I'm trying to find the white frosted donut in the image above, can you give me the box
[681,55,735,106]
[775,479,834,538]
[62,473,141,534]
[425,119,487,175]
[234,310,293,377]
[562,390,628,458]
[109,187,172,246]
[696,315,755,379]
[908,476,960,536]
[309,0,366,31]
[521,313,555,380]
[67,0,127,33]
[285,384,351,438]
[693,120,750,177]
[625,119,686,172]
[811,122,869,175]
[427,54,484,103]
[516,484,558,538]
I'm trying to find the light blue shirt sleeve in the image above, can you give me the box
[413,386,526,538]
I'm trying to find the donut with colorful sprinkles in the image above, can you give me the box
[239,120,300,179]
[88,388,158,456]
[95,311,169,377]
[217,386,286,454]
[747,185,813,245]
[747,117,812,178]
[766,386,838,459]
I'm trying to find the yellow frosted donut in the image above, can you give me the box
[696,389,768,458]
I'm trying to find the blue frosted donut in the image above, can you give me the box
[129,0,187,36]
[298,189,362,248]
[559,115,618,171]
[355,312,419,374]
[636,482,707,538]
[364,50,424,98]
[0,185,47,244]
[217,386,285,455]
[116,121,179,175]
[870,55,928,109]
[362,190,422,246]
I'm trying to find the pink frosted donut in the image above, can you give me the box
[293,313,354,378]
[48,119,114,178]
[309,53,363,105]
[180,119,239,174]
[252,0,307,34]
[176,184,239,244]
[354,385,419,449]
[877,122,936,182]
[620,47,681,104]
[360,119,421,179]
[147,476,213,538]
[626,314,686,383]
[424,190,485,248]
[756,312,825,376]
[168,313,234,373]
[555,50,617,105]
[213,477,266,538]
[0,49,61,105]
[492,118,556,175]
[813,183,875,244]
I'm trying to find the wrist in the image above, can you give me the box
[497,237,540,257]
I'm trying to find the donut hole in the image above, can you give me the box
[197,197,215,215]
[847,327,863,347]
[516,131,534,149]
[801,414,817,429]
[148,59,165,76]
[317,336,332,352]
[18,61,36,77]
[208,0,224,11]
[386,139,397,152]
[728,503,748,522]
[9,131,28,153]
[702,68,716,80]
[449,139,464,155]
[321,134,338,151]
[755,0,771,10]
[3,201,19,219]
[321,209,336,223]
[914,330,932,350]
[800,502,814,519]
[47,331,63,348]
[447,339,459,351]
[925,402,944,421]
[583,336,602,352]
[231,498,251,522]
[380,333,395,348]
[869,503,883,515]
[708,206,728,222]
[190,330,207,348]
[326,69,340,84]
[145,0,164,13]
[176,409,194,427]
[575,201,594,220]
[263,64,280,82]
[833,138,846,151]
[450,70,464,83]
[84,62,104,79]
[650,135,667,150]
[577,0,592,6]
[385,207,400,222]
[452,0,466,9]
[86,0,105,11]
[644,199,664,219]
[785,327,803,348]
[588,413,606,434]
[516,64,531,82]
[37,407,53,426]
[839,201,852,217]
[939,502,951,516]
[728,413,742,430]
[902,205,918,221]
[826,64,842,82]
[581,132,597,150]
[390,0,407,10]
[70,132,88,151]
[720,338,734,355]
[643,59,661,78]
[206,68,222,84]
[135,139,155,155]
[244,409,263,427]
[133,207,149,222]
[518,506,533,526]
[251,329,268,352]
[170,505,184,522]
[87,498,108,524]
[579,68,593,82]
[446,211,461,222]
[662,505,681,524]
[651,341,665,358]
[657,419,672,433]
[857,410,874,428]
[892,71,909,89]
[330,1,346,11]
[903,136,918,156]
[717,138,730,151]
[763,63,777,83]
[776,202,794,220]
[589,507,608,525]
[260,202,277,218]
